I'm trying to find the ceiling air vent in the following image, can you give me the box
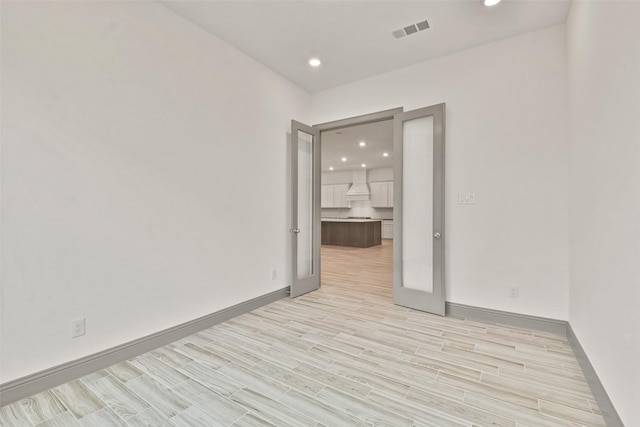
[391,29,406,39]
[404,24,418,35]
[392,19,430,39]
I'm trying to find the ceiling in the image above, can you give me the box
[159,0,571,172]
[160,0,571,93]
[321,119,394,173]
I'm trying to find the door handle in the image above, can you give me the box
[434,232,441,239]
[290,228,301,234]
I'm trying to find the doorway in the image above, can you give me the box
[290,104,446,316]
[319,118,395,299]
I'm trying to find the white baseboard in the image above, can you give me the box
[566,324,625,427]
[1,290,624,427]
[445,302,567,335]
[0,287,289,406]
[445,301,623,427]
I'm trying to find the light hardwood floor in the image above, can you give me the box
[0,240,606,426]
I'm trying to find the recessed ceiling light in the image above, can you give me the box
[383,152,389,157]
[483,0,501,6]
[359,141,366,147]
[361,163,366,168]
[309,58,321,67]
[341,157,347,162]
[329,166,334,171]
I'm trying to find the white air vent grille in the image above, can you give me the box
[416,20,430,31]
[392,19,430,39]
[392,29,406,39]
[404,24,418,35]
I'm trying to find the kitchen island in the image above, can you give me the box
[321,218,382,248]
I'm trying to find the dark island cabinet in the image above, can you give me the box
[321,220,382,248]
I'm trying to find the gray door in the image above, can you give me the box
[393,104,446,315]
[290,120,321,298]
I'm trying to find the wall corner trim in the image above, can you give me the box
[445,302,567,335]
[0,286,290,407]
[566,323,625,427]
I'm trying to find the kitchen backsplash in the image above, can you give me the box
[321,200,393,220]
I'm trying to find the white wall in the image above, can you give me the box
[312,26,570,320]
[0,1,309,383]
[321,167,392,184]
[368,168,394,182]
[321,171,353,185]
[567,2,640,425]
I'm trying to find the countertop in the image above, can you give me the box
[321,218,384,223]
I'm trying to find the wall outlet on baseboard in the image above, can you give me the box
[271,269,277,280]
[71,318,86,338]
[509,286,520,299]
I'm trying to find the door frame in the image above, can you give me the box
[291,105,446,317]
[313,108,404,133]
[289,109,401,299]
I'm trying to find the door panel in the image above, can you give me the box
[402,115,434,292]
[393,104,445,315]
[290,121,321,298]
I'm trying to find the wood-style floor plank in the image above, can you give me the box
[0,241,606,426]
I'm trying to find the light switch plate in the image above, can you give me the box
[458,193,476,205]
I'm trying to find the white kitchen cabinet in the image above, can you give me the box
[321,185,333,208]
[371,181,394,207]
[332,184,349,208]
[370,182,384,207]
[321,184,350,208]
[382,220,394,239]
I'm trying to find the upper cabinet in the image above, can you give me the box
[321,185,333,208]
[321,184,350,208]
[370,181,394,207]
[333,184,349,207]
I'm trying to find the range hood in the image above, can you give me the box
[346,170,370,201]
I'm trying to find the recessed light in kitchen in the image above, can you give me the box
[309,58,321,67]
[341,157,347,162]
[383,152,389,157]
[329,166,334,171]
[359,141,366,147]
[483,0,501,6]
[361,163,366,168]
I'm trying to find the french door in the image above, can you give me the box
[393,104,446,316]
[289,120,321,298]
[290,104,445,316]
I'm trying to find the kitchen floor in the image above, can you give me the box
[1,241,605,426]
[321,240,393,299]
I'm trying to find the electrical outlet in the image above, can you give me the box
[509,286,519,299]
[271,269,277,280]
[71,318,85,338]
